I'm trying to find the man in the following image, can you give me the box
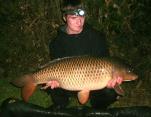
[46,0,123,110]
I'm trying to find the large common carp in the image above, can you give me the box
[11,56,138,104]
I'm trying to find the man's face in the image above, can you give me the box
[66,15,85,34]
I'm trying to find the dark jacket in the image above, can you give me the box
[49,24,109,59]
[48,24,117,109]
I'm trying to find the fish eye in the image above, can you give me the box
[126,69,131,73]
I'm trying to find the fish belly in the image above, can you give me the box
[59,73,112,91]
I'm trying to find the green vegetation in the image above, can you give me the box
[0,0,150,107]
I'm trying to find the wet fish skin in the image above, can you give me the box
[11,56,138,104]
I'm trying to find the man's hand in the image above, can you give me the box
[107,76,123,88]
[41,80,60,89]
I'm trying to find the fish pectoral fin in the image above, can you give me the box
[22,82,36,102]
[114,85,125,96]
[78,89,90,104]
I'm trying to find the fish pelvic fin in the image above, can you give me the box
[22,81,36,102]
[78,89,90,104]
[114,85,125,96]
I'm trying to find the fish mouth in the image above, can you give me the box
[124,74,138,81]
[132,74,138,80]
[131,75,138,81]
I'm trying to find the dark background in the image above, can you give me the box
[0,0,150,107]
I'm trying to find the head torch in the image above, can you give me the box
[64,9,86,16]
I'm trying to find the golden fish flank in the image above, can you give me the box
[11,56,138,104]
[34,57,113,90]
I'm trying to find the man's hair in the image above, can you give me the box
[61,0,84,12]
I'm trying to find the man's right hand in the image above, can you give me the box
[41,80,60,89]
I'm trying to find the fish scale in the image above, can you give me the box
[33,56,114,90]
[11,56,138,103]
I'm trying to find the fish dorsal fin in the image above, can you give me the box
[39,55,89,69]
[78,89,90,104]
[114,85,125,96]
[49,55,90,64]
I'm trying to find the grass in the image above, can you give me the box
[0,76,51,108]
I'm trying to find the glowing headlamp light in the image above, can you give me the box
[64,9,86,16]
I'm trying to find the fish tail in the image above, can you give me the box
[11,74,36,102]
[11,74,33,87]
[22,81,36,102]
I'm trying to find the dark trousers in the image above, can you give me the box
[46,88,118,109]
[90,88,118,109]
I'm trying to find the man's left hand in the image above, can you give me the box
[107,76,123,88]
